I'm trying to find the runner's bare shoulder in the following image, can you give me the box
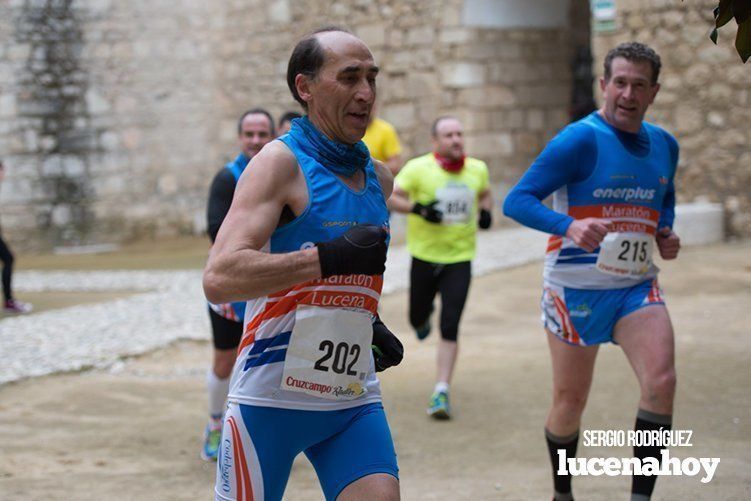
[235,140,301,206]
[372,158,393,199]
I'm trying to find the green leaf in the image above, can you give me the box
[710,27,719,44]
[736,17,751,62]
[715,0,734,28]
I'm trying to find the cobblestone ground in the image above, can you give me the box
[0,228,547,384]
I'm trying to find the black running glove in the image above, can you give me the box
[411,201,443,223]
[371,317,404,372]
[316,224,388,278]
[478,209,492,230]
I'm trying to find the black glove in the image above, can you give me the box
[411,201,443,223]
[371,317,404,372]
[478,209,492,230]
[316,224,388,278]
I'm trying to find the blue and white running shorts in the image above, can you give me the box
[215,401,398,501]
[541,278,665,346]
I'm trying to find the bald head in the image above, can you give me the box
[287,27,374,110]
[431,116,461,138]
[432,116,465,161]
[314,29,371,54]
[286,26,378,145]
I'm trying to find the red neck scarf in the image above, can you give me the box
[434,152,465,173]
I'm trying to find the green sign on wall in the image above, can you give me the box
[591,0,617,33]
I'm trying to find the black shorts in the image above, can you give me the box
[409,258,472,341]
[208,306,243,350]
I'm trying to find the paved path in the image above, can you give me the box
[0,228,548,385]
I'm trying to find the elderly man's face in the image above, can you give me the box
[238,113,274,158]
[303,32,378,144]
[433,118,465,161]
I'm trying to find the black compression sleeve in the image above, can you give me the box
[206,168,237,243]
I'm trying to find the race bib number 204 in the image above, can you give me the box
[436,183,474,225]
[281,305,372,401]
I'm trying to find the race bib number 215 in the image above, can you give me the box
[596,232,653,277]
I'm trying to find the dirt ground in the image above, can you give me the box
[1,240,749,500]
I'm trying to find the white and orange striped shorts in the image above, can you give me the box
[541,279,665,346]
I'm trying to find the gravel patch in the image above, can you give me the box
[1,228,547,384]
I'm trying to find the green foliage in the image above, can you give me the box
[709,0,751,62]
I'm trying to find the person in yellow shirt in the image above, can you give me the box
[363,113,403,176]
[389,116,493,419]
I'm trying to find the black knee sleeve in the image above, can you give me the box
[436,261,471,342]
[439,324,458,341]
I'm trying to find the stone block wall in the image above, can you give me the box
[592,0,751,236]
[1,0,576,250]
[217,0,574,196]
[1,0,231,249]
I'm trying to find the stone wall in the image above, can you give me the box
[216,0,575,200]
[1,0,230,250]
[592,0,751,236]
[1,0,577,250]
[0,0,97,248]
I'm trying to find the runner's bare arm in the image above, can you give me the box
[384,154,403,177]
[372,159,393,200]
[386,184,412,213]
[203,142,321,303]
[478,188,492,211]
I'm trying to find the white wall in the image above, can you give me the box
[463,0,571,28]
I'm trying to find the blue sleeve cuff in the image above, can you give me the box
[554,216,575,237]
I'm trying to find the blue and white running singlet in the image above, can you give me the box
[227,133,391,411]
[504,112,678,290]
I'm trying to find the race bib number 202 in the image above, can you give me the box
[281,305,372,401]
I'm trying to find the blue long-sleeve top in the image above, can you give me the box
[503,112,678,236]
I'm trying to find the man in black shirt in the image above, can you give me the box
[202,108,275,461]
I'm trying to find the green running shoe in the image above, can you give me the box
[427,391,451,420]
[201,424,222,461]
[415,319,431,340]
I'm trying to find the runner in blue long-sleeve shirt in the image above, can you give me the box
[504,42,681,501]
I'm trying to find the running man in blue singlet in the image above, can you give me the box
[202,109,276,461]
[203,27,402,501]
[504,42,680,501]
